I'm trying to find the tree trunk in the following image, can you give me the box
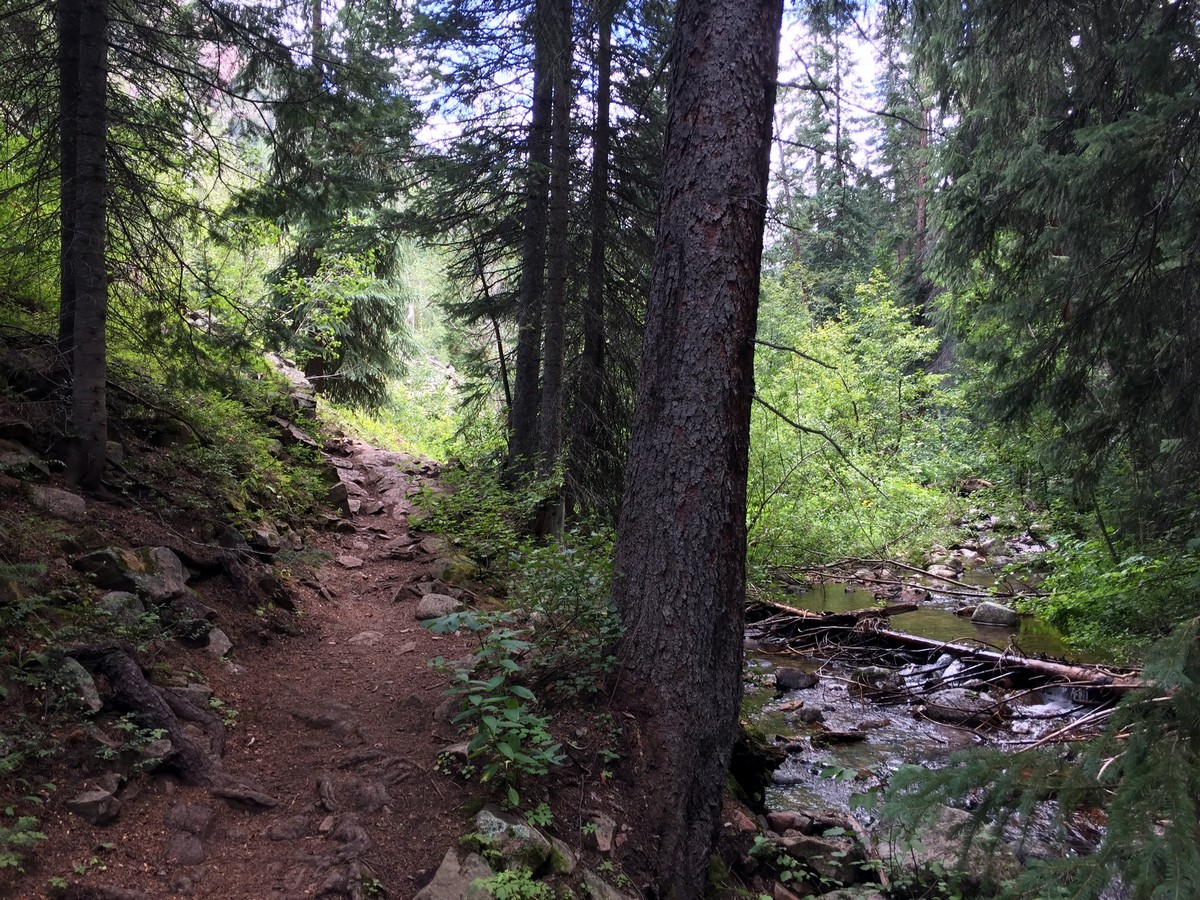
[56,0,80,366]
[66,0,109,490]
[566,0,614,510]
[610,0,782,892]
[505,0,554,477]
[536,0,573,477]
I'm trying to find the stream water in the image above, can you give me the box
[745,578,1102,827]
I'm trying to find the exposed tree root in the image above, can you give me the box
[68,642,277,807]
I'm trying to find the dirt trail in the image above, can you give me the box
[19,438,476,899]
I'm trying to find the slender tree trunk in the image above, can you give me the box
[536,0,573,476]
[67,0,109,489]
[56,0,81,366]
[610,0,782,892]
[506,0,554,477]
[566,0,614,508]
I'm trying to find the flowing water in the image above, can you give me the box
[746,577,1103,824]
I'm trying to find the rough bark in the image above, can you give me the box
[536,0,573,477]
[505,0,554,477]
[566,0,613,509]
[609,0,783,893]
[66,0,109,490]
[56,0,80,366]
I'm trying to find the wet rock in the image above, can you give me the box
[335,555,363,569]
[413,848,493,900]
[766,811,812,834]
[60,657,103,713]
[921,688,1000,727]
[926,564,959,580]
[971,601,1020,627]
[775,667,819,691]
[166,830,206,865]
[206,627,233,658]
[475,806,555,872]
[268,815,310,841]
[66,787,121,825]
[416,593,464,620]
[899,585,929,604]
[30,484,87,522]
[99,590,146,627]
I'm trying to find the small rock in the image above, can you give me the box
[584,813,617,855]
[66,787,121,825]
[773,884,804,900]
[399,640,418,654]
[140,738,174,767]
[59,657,103,713]
[206,628,233,658]
[328,481,352,514]
[416,593,464,620]
[729,808,758,834]
[971,601,1020,627]
[347,631,384,646]
[169,683,214,709]
[29,484,87,522]
[582,869,633,900]
[248,526,282,555]
[336,555,364,569]
[268,815,310,841]
[166,831,206,865]
[775,667,819,691]
[766,811,812,834]
[413,848,493,900]
[318,815,336,834]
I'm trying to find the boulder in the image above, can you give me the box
[206,628,233,658]
[59,657,103,713]
[29,484,87,522]
[72,546,189,603]
[582,870,635,900]
[413,848,494,900]
[328,481,352,515]
[416,593,464,620]
[0,438,49,476]
[66,787,121,826]
[99,591,146,628]
[921,689,1000,728]
[473,806,554,873]
[777,832,862,884]
[430,555,478,584]
[971,601,1020,627]
[877,805,1019,889]
[926,564,959,580]
[248,526,282,555]
[775,667,819,691]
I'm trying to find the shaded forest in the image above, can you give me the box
[2,0,1200,896]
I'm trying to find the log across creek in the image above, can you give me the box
[746,597,1142,696]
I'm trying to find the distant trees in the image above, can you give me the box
[610,0,782,894]
[917,0,1200,536]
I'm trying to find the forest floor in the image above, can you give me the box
[4,436,487,899]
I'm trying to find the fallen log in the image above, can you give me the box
[873,629,1141,692]
[747,603,1142,694]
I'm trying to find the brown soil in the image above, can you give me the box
[2,437,480,900]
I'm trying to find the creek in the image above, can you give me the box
[742,573,1113,840]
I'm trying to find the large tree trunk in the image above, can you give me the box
[566,0,614,511]
[505,0,554,477]
[65,0,109,490]
[56,0,80,365]
[536,0,573,476]
[610,0,782,893]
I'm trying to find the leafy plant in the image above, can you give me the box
[427,611,564,807]
[471,867,553,900]
[0,814,45,870]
